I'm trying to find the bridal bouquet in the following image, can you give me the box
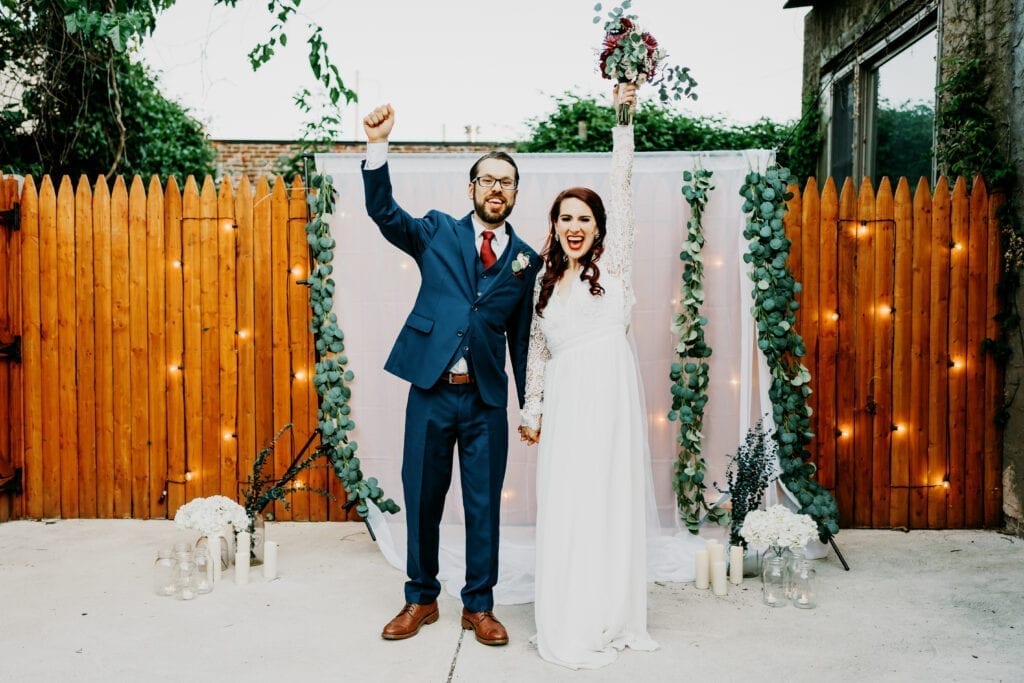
[594,1,697,124]
[174,495,251,535]
[739,504,818,556]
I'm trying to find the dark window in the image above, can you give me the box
[870,29,937,186]
[829,74,854,184]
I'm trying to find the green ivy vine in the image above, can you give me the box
[936,45,1022,427]
[305,173,399,518]
[669,168,727,533]
[739,165,840,540]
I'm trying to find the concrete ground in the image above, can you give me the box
[0,520,1021,682]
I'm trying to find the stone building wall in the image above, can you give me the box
[211,139,507,183]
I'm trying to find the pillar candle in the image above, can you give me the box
[729,545,744,585]
[235,549,250,585]
[263,541,279,580]
[694,549,709,589]
[711,560,728,596]
[708,540,726,565]
[209,533,223,582]
[236,531,251,559]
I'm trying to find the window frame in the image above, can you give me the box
[820,4,939,183]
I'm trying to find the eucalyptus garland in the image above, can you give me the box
[739,166,839,539]
[305,173,399,518]
[669,168,727,533]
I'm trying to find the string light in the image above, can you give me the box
[223,432,237,441]
[171,259,183,268]
[293,370,305,381]
[235,329,248,339]
[184,471,194,482]
[290,265,303,277]
[951,242,963,251]
[830,311,840,321]
[169,364,183,373]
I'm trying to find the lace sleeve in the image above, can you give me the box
[603,124,636,282]
[520,275,550,431]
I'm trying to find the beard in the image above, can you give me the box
[474,191,515,225]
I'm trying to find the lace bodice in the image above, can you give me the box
[521,125,636,430]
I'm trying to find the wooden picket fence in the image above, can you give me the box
[0,172,357,523]
[0,172,1008,528]
[786,176,1004,530]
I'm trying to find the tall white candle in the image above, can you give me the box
[694,549,709,589]
[236,531,251,559]
[708,540,726,565]
[235,549,250,585]
[711,560,728,596]
[263,541,279,580]
[209,533,223,582]
[729,545,744,585]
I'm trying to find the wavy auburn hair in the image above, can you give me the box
[535,187,606,317]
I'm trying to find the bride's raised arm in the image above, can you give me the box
[603,84,636,284]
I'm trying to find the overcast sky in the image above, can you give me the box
[141,0,810,142]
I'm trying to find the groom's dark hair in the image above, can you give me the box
[469,151,519,185]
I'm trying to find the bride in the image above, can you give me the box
[519,83,659,669]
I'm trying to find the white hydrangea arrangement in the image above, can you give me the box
[174,495,251,535]
[740,504,818,556]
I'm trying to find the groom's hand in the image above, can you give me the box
[518,425,540,445]
[363,104,395,143]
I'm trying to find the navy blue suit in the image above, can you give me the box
[362,161,540,611]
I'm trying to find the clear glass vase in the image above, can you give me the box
[785,546,806,599]
[761,548,789,607]
[196,532,230,580]
[153,548,177,597]
[248,513,265,566]
[789,556,818,609]
[193,545,214,594]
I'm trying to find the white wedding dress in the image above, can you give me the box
[521,124,659,669]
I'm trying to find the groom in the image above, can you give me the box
[361,104,540,646]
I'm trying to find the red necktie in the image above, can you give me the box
[480,230,497,270]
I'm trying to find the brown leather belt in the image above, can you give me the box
[442,372,474,385]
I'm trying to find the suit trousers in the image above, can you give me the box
[402,381,509,613]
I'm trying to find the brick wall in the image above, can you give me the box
[211,139,511,182]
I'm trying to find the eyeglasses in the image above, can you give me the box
[473,176,517,191]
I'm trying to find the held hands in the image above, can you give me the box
[518,424,540,446]
[363,104,395,143]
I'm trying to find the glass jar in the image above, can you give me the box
[153,549,177,597]
[761,548,789,607]
[196,534,230,571]
[249,513,265,566]
[790,561,818,609]
[193,546,214,594]
[174,556,198,600]
[785,546,806,599]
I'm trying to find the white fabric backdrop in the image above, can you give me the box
[317,148,777,603]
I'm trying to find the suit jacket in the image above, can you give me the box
[362,161,540,408]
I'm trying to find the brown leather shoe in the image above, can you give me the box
[461,607,509,646]
[381,602,439,640]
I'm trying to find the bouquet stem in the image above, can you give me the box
[616,101,634,126]
[616,80,635,125]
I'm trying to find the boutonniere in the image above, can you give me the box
[510,251,531,278]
